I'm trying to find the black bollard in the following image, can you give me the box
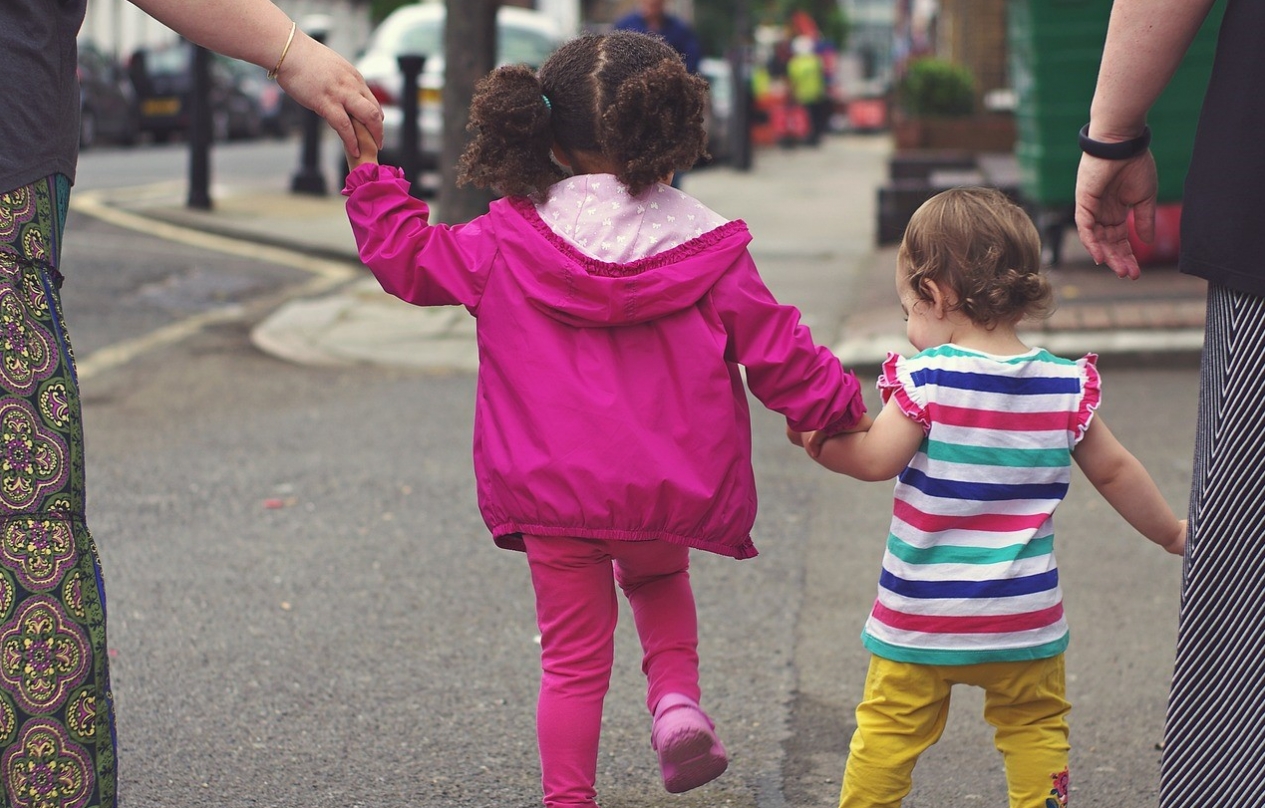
[730,0,754,173]
[397,54,426,197]
[730,47,754,172]
[291,30,329,195]
[187,44,213,209]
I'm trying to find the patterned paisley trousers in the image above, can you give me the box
[0,175,116,807]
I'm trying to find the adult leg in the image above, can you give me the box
[0,176,116,808]
[613,540,726,792]
[975,657,1071,808]
[1160,284,1265,808]
[838,656,952,808]
[524,535,619,808]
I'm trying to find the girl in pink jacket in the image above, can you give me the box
[342,30,866,808]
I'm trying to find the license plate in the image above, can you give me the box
[142,97,180,116]
[416,88,441,105]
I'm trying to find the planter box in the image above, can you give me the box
[892,114,1016,152]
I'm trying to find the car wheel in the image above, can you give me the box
[79,108,97,149]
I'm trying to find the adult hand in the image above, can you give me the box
[275,30,384,158]
[1073,151,1158,280]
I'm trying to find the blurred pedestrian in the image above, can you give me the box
[614,0,703,187]
[613,0,701,74]
[1074,3,1263,805]
[342,30,867,808]
[786,35,829,146]
[796,187,1186,808]
[0,2,381,804]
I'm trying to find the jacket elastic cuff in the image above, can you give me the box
[341,163,406,195]
[818,375,868,435]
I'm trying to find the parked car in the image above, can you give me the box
[355,3,564,182]
[221,58,303,138]
[77,41,139,148]
[128,41,264,143]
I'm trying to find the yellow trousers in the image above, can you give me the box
[838,654,1070,808]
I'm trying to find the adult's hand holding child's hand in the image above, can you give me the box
[345,118,380,170]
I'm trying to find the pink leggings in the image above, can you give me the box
[523,534,702,808]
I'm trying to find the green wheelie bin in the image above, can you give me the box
[1008,0,1225,263]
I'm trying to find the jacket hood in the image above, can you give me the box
[488,197,754,328]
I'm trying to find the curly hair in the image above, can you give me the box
[899,187,1053,328]
[458,30,710,199]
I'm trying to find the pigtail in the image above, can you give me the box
[603,59,710,196]
[987,266,1054,324]
[458,64,565,200]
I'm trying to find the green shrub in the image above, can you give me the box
[897,58,976,117]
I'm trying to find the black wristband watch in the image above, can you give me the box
[1078,123,1152,160]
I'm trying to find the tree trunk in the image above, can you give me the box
[438,0,497,224]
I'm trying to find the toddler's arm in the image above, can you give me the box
[787,412,872,448]
[1072,417,1186,554]
[807,396,923,482]
[346,119,380,170]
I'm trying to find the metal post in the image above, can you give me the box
[291,22,331,195]
[730,0,754,171]
[397,54,426,197]
[187,44,213,210]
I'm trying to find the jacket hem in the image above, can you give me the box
[490,521,758,560]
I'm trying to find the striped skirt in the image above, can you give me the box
[0,176,116,806]
[1160,283,1265,807]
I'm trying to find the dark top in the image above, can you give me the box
[0,0,88,192]
[1180,0,1265,296]
[612,11,702,74]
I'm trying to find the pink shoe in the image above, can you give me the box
[650,694,728,793]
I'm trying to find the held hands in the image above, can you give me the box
[345,119,381,170]
[1073,151,1159,280]
[786,414,874,460]
[274,30,384,159]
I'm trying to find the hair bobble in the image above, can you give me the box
[541,94,552,113]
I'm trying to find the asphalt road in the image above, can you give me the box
[61,138,1195,808]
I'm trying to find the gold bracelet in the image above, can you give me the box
[267,21,297,80]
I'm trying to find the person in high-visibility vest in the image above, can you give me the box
[786,35,828,146]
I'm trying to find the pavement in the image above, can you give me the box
[72,133,1209,373]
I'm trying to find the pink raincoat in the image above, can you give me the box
[344,164,865,558]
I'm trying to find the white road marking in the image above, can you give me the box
[68,189,358,379]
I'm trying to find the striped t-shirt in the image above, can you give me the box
[862,345,1100,666]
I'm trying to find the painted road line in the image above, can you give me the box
[68,189,359,379]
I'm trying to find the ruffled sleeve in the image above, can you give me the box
[1073,353,1101,445]
[876,352,931,431]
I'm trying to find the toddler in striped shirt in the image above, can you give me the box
[792,187,1186,808]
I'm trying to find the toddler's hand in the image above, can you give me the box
[345,118,380,170]
[803,430,827,458]
[1163,519,1188,556]
[786,426,806,447]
